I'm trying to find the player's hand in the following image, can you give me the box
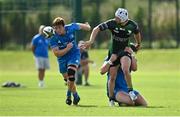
[124,47,133,54]
[135,43,141,51]
[81,41,92,49]
[66,43,73,50]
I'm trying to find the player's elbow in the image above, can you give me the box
[93,26,100,32]
[86,26,91,31]
[53,52,60,57]
[53,50,64,57]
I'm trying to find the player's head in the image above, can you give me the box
[78,41,86,51]
[115,8,128,24]
[52,17,65,35]
[39,25,45,35]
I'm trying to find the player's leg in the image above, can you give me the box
[120,55,133,90]
[62,73,72,105]
[35,57,46,87]
[120,54,138,100]
[134,94,148,107]
[58,60,73,105]
[131,55,137,72]
[67,65,80,105]
[75,67,83,85]
[124,47,137,72]
[83,64,90,86]
[108,66,118,106]
[115,91,134,106]
[38,57,50,87]
[100,54,117,75]
[38,69,45,87]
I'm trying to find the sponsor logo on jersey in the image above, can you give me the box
[75,60,79,63]
[112,35,128,42]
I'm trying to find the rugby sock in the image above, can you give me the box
[73,92,79,99]
[66,90,71,98]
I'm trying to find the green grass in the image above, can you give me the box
[0,49,180,116]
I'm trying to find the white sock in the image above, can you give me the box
[38,80,44,87]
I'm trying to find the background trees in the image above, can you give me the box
[0,0,179,49]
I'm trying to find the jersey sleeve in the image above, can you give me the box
[98,19,115,31]
[132,22,140,34]
[49,37,58,49]
[70,23,81,31]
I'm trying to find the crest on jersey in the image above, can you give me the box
[127,30,132,35]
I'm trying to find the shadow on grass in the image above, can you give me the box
[99,105,165,108]
[75,104,98,108]
[146,106,165,108]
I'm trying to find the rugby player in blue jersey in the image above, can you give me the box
[49,17,91,105]
[105,45,147,106]
[107,68,147,106]
[31,25,50,88]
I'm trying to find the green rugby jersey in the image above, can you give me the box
[98,19,139,54]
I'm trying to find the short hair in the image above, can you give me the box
[52,17,65,27]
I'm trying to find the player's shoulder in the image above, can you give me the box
[49,34,58,42]
[33,34,40,39]
[127,19,138,27]
[65,23,78,28]
[32,34,42,42]
[105,19,116,24]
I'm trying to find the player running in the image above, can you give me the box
[47,17,91,105]
[83,8,142,105]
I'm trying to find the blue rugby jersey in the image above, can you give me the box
[107,69,128,94]
[32,34,49,58]
[49,23,80,60]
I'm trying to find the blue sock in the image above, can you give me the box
[73,92,79,98]
[66,90,71,98]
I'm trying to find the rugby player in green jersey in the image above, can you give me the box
[83,8,141,106]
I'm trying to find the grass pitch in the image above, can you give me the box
[0,49,180,116]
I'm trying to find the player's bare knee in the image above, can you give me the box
[110,54,117,62]
[127,101,135,106]
[131,66,137,72]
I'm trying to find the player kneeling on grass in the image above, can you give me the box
[107,47,147,106]
[43,17,91,105]
[103,44,139,106]
[106,66,147,107]
[104,44,147,106]
[83,8,141,106]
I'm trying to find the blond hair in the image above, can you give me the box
[52,17,65,27]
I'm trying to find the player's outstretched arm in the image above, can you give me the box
[78,22,91,31]
[134,32,141,51]
[83,26,100,49]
